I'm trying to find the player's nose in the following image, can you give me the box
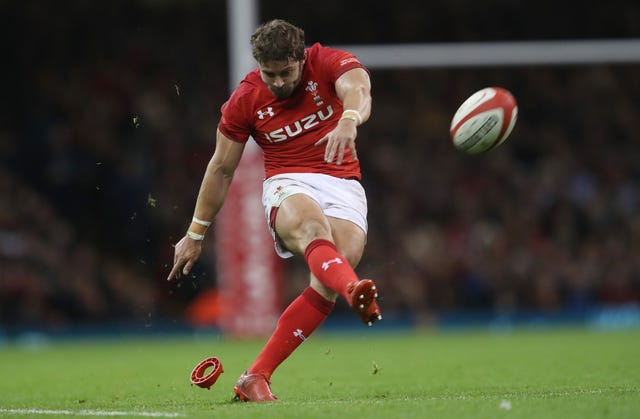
[272,77,285,88]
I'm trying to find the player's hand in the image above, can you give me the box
[167,236,203,281]
[315,119,358,165]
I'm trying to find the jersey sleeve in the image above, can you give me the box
[315,44,368,84]
[218,85,253,143]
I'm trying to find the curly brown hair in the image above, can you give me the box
[250,19,306,63]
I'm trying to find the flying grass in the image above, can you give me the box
[0,327,638,418]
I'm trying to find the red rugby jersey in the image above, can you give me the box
[218,43,366,180]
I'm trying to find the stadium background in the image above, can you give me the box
[1,0,639,336]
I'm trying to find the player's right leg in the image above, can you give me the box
[275,195,381,325]
[274,194,358,300]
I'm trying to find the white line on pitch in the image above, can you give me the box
[0,408,182,417]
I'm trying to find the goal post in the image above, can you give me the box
[333,39,640,68]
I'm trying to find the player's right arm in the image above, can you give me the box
[167,129,245,281]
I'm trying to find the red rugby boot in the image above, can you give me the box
[348,279,382,326]
[233,371,278,402]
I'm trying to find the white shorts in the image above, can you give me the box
[262,173,368,258]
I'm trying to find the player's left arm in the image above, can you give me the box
[336,67,372,124]
[315,67,372,165]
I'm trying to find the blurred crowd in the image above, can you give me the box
[1,0,639,329]
[0,168,158,327]
[359,66,640,323]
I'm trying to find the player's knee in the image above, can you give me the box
[281,218,333,254]
[301,217,332,241]
[341,252,361,268]
[333,239,364,268]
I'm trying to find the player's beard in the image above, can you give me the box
[270,78,300,99]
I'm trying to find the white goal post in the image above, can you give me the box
[227,0,640,73]
[333,39,640,68]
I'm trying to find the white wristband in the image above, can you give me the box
[340,109,362,125]
[192,217,212,227]
[187,231,205,241]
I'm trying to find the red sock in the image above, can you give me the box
[249,287,334,380]
[304,238,359,301]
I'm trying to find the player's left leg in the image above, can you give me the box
[233,282,333,402]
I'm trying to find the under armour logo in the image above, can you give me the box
[321,257,343,271]
[293,329,306,341]
[257,107,274,119]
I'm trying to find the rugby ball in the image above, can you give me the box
[450,87,518,154]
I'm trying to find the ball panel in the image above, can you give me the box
[450,87,497,130]
[496,105,518,145]
[453,109,504,154]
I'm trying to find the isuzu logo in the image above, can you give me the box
[263,106,333,143]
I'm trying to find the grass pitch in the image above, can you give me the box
[0,327,638,418]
